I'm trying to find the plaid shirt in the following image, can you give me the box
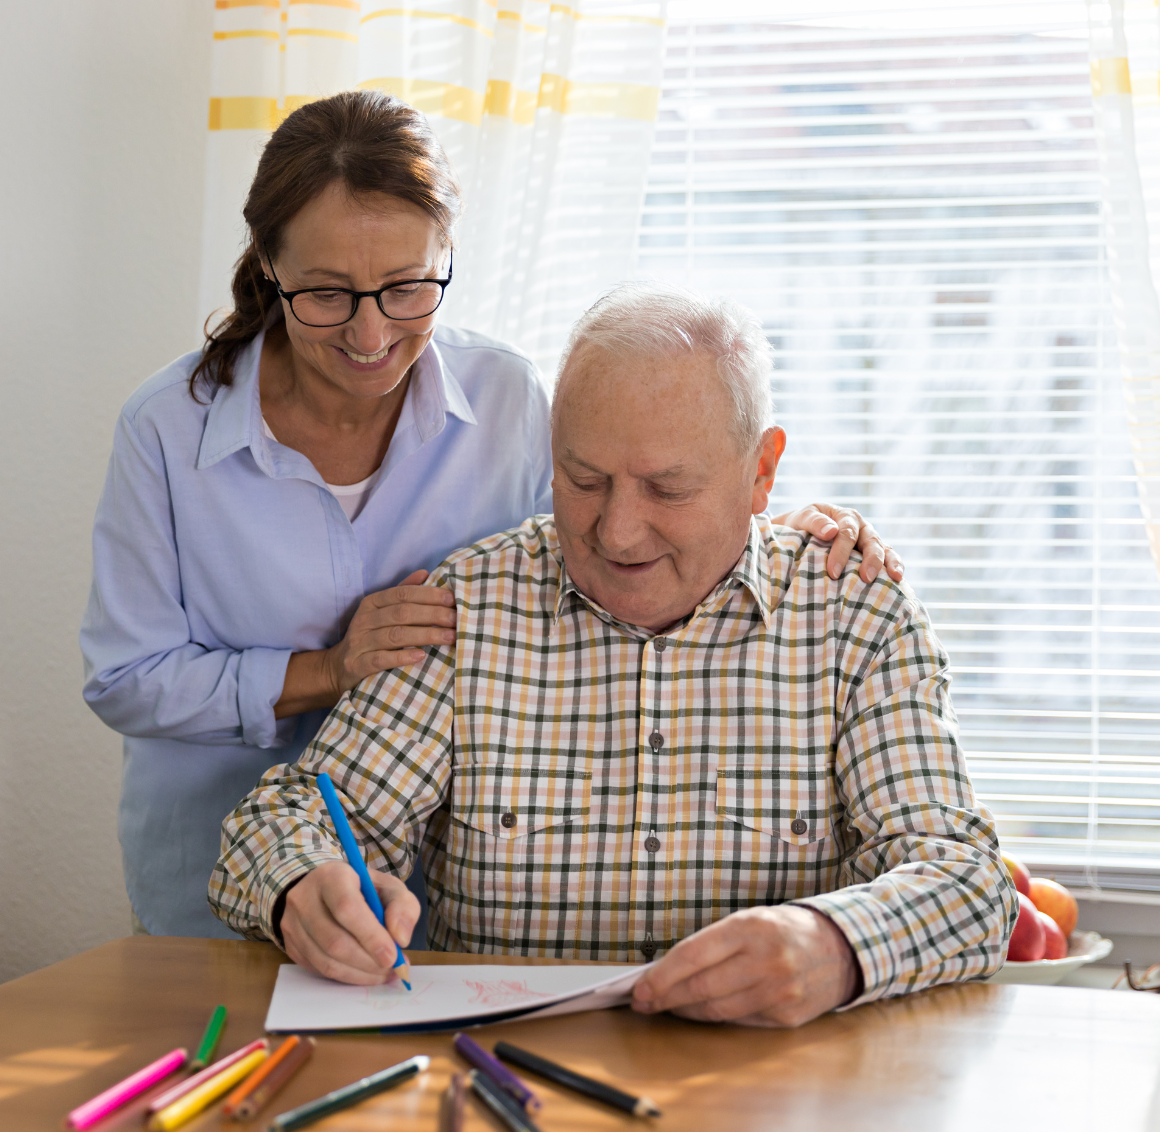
[211,515,1016,1005]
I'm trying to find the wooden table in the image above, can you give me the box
[3,938,1160,1132]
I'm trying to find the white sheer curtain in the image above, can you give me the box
[199,0,667,371]
[1087,0,1160,577]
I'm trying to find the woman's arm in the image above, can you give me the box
[81,412,292,747]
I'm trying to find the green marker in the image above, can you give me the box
[189,1005,227,1070]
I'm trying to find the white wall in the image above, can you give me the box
[0,0,213,982]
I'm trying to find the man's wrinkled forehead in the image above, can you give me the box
[552,341,725,429]
[558,445,700,482]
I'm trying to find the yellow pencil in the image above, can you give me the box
[147,1047,268,1131]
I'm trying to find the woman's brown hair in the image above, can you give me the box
[189,89,462,397]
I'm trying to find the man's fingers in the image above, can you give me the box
[322,874,404,971]
[378,877,421,950]
[636,953,766,1016]
[285,919,390,986]
[633,921,745,1004]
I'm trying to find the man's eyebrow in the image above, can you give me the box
[561,450,693,480]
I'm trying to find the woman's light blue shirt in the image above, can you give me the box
[81,325,553,937]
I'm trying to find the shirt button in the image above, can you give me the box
[500,812,517,829]
[640,937,657,959]
[649,731,664,752]
[790,817,808,835]
[654,638,668,653]
[645,835,661,853]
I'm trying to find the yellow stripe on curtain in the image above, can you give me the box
[496,10,547,34]
[213,29,280,40]
[484,79,537,124]
[358,77,486,125]
[208,80,661,130]
[360,8,495,37]
[549,3,664,25]
[287,28,359,41]
[1091,56,1131,96]
[207,96,280,131]
[537,73,659,121]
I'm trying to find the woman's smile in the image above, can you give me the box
[335,340,402,370]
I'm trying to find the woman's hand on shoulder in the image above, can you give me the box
[772,503,904,584]
[275,570,456,718]
[325,569,456,695]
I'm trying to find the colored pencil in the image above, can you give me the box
[65,1048,188,1130]
[438,1072,467,1132]
[494,1041,661,1118]
[226,1036,315,1121]
[453,1032,541,1111]
[315,772,411,990]
[468,1070,543,1132]
[148,1047,268,1131]
[267,1054,429,1132]
[190,1005,228,1070]
[148,1039,268,1112]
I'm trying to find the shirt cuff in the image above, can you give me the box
[237,647,293,748]
[259,848,345,944]
[792,887,904,1008]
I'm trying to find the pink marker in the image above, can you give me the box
[66,1047,187,1130]
[146,1038,268,1111]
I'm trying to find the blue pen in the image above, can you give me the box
[315,772,411,990]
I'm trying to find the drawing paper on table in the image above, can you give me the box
[264,964,644,1033]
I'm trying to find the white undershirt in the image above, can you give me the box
[262,418,380,523]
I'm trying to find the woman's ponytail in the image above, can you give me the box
[188,244,280,399]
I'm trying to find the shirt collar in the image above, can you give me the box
[551,516,779,634]
[195,328,476,473]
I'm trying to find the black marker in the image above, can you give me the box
[494,1041,661,1118]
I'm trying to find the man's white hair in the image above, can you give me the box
[554,281,774,452]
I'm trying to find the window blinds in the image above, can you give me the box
[635,0,1160,891]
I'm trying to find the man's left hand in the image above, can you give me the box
[631,905,862,1028]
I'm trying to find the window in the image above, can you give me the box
[636,0,1160,891]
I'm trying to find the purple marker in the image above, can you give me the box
[453,1032,541,1112]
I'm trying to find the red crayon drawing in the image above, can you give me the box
[464,979,552,1007]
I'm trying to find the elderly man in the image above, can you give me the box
[210,284,1016,1026]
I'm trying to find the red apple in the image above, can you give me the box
[1039,911,1067,960]
[1001,852,1031,897]
[1007,892,1047,962]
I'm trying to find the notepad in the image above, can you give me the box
[264,963,645,1033]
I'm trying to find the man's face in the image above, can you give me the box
[552,345,785,632]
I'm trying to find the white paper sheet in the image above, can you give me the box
[264,963,645,1033]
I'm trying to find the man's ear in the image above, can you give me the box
[751,426,787,515]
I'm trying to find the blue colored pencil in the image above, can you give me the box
[315,772,411,990]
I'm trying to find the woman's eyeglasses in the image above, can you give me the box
[264,247,452,327]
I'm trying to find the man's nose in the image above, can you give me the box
[596,484,650,557]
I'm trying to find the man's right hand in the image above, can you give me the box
[278,860,420,985]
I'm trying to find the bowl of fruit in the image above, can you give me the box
[984,854,1113,986]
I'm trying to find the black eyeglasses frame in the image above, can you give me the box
[262,246,453,327]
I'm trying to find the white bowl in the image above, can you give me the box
[985,930,1114,985]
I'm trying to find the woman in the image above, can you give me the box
[81,91,901,941]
